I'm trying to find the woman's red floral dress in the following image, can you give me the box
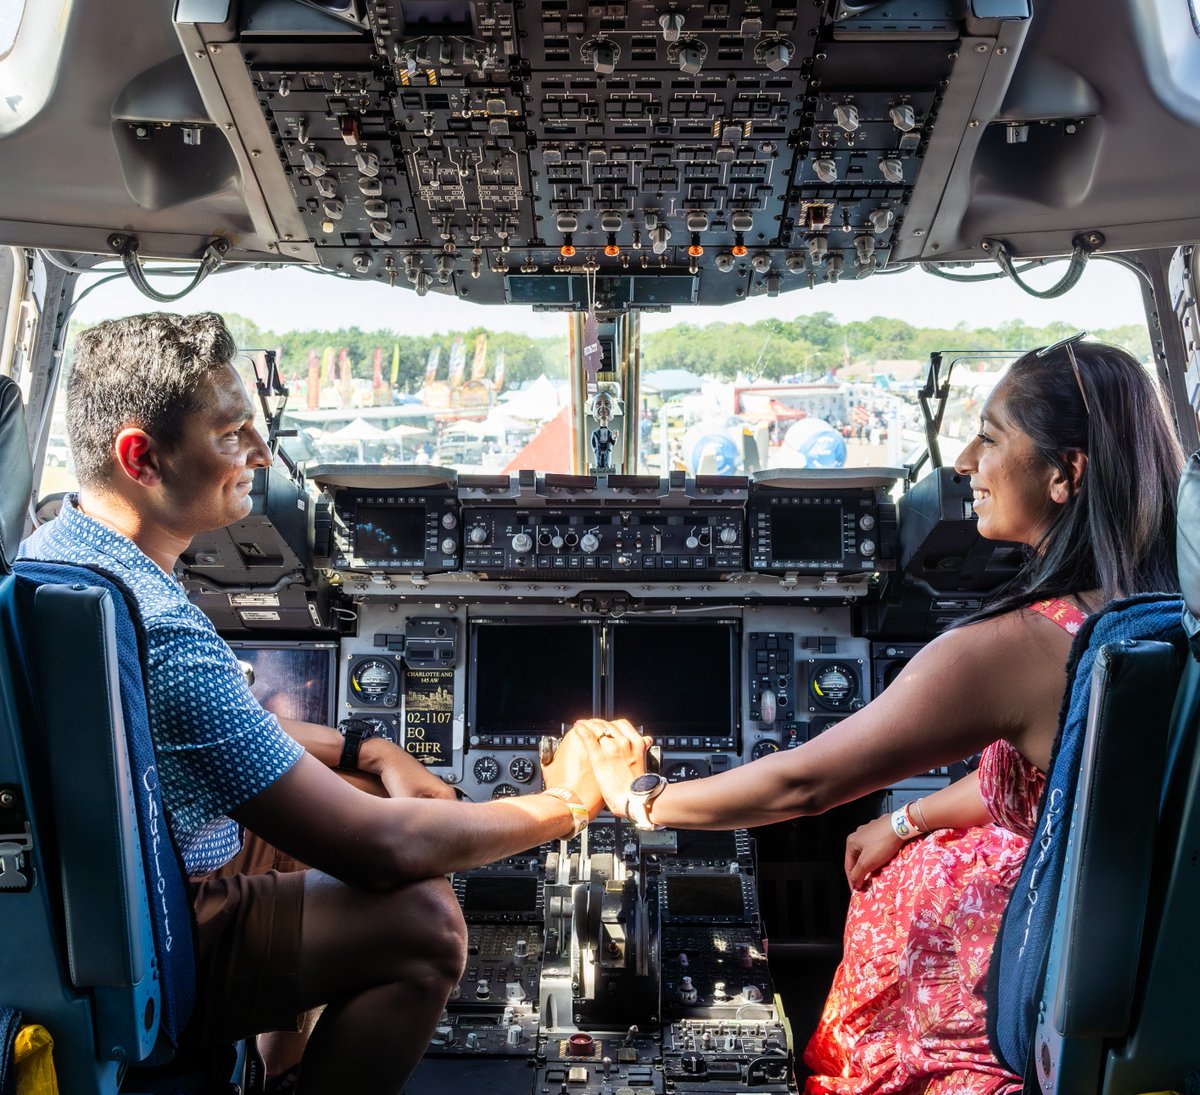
[802,599,1085,1094]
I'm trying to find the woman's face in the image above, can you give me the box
[953,383,1060,547]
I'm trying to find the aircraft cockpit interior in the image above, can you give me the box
[2,1,1200,1093]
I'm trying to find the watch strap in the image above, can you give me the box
[627,775,667,831]
[337,718,374,771]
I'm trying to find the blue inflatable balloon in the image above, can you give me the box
[783,418,846,468]
[688,433,739,475]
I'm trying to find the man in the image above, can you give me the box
[21,313,602,1094]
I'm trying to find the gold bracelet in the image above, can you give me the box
[542,786,589,837]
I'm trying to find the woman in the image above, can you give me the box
[576,339,1183,1093]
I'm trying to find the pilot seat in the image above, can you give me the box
[0,374,242,1093]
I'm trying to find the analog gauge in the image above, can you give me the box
[361,716,398,743]
[491,783,520,799]
[473,756,501,784]
[509,756,536,784]
[808,661,860,711]
[750,739,780,760]
[348,657,400,707]
[666,761,704,782]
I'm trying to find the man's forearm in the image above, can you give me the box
[278,716,345,767]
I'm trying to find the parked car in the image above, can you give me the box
[43,438,70,468]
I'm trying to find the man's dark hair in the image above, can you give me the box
[66,312,238,487]
[968,340,1183,624]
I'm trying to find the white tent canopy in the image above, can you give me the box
[384,422,432,439]
[442,419,494,438]
[499,374,565,420]
[322,417,386,441]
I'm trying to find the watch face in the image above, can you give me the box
[631,773,663,795]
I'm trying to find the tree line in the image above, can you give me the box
[639,314,1153,382]
[67,312,1153,392]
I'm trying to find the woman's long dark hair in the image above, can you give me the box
[965,340,1183,624]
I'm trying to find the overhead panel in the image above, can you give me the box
[190,0,966,308]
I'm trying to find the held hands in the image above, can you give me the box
[844,812,906,890]
[541,727,604,818]
[573,718,652,817]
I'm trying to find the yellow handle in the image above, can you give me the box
[14,1024,59,1095]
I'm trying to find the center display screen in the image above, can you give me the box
[470,621,599,737]
[354,504,427,561]
[769,504,844,564]
[607,621,737,744]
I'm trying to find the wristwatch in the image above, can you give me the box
[337,717,381,771]
[626,773,668,831]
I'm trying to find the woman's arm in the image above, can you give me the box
[844,770,992,889]
[578,606,1071,831]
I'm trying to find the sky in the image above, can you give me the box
[69,254,1148,338]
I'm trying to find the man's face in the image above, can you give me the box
[158,362,272,533]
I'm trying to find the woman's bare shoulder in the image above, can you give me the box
[913,607,1076,694]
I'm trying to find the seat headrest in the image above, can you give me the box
[0,376,33,576]
[1179,451,1200,639]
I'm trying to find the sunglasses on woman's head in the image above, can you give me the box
[1035,331,1090,414]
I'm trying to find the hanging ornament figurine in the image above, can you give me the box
[589,389,618,472]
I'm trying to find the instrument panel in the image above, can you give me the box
[462,506,745,579]
[311,466,901,585]
[335,600,877,805]
[220,465,981,1095]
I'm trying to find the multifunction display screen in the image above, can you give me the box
[608,622,738,744]
[768,504,844,564]
[470,622,598,737]
[664,874,747,920]
[229,641,337,726]
[355,504,428,561]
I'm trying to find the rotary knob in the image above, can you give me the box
[468,524,488,545]
[551,534,565,549]
[860,539,876,557]
[580,532,599,553]
[719,526,737,545]
[511,532,533,553]
[441,512,457,529]
[685,535,700,550]
[441,538,457,555]
[859,514,876,531]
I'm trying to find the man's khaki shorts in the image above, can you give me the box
[185,836,308,1045]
